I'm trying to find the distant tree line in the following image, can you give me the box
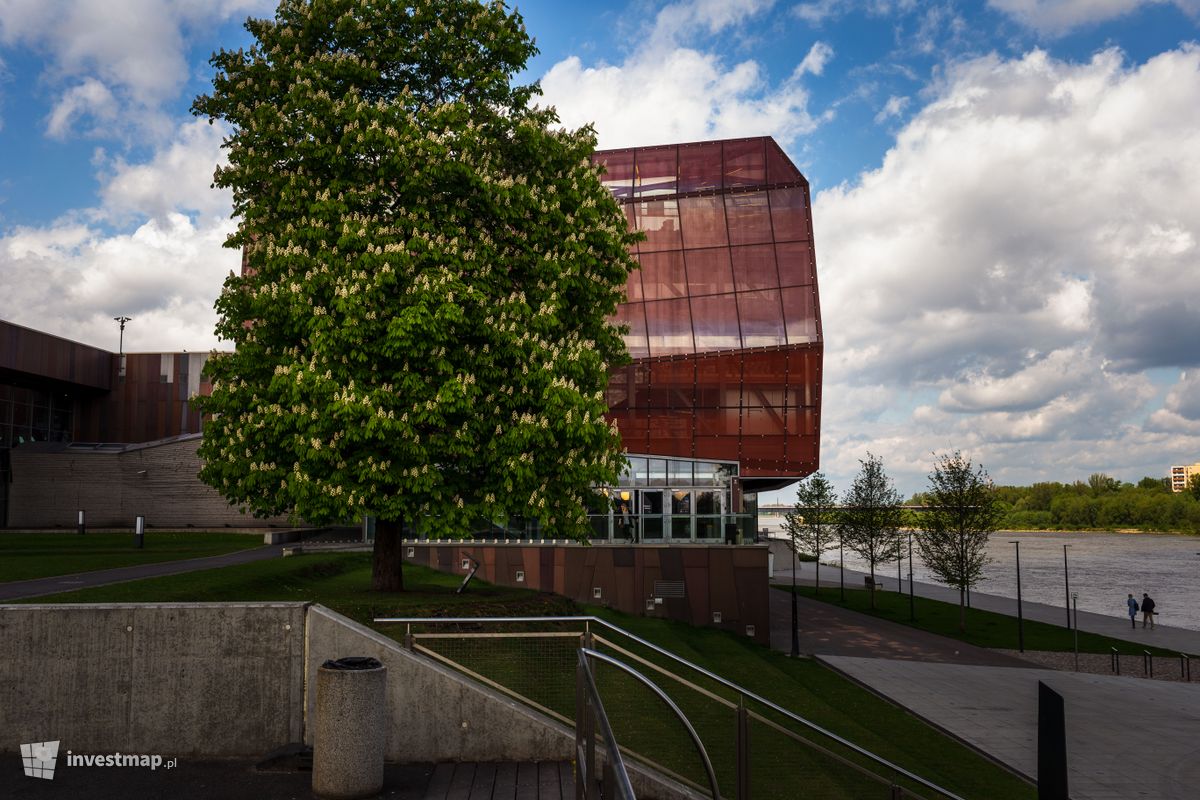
[908,473,1200,533]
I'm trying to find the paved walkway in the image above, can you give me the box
[820,655,1200,800]
[768,584,1030,666]
[772,550,1200,654]
[0,544,284,602]
[3,759,573,799]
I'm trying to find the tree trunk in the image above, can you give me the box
[372,517,405,592]
[815,559,820,596]
[869,561,876,610]
[959,586,966,633]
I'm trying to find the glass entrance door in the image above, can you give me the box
[639,490,665,540]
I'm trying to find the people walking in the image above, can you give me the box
[1126,594,1139,629]
[1141,592,1156,629]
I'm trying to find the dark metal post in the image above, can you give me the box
[1063,545,1071,630]
[134,515,145,549]
[1037,681,1069,800]
[1111,647,1120,676]
[897,542,902,594]
[1072,594,1079,671]
[838,534,845,602]
[1011,540,1024,653]
[791,523,799,657]
[1144,650,1153,678]
[736,695,750,800]
[907,532,915,622]
[77,509,85,536]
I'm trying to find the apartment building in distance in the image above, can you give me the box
[1169,462,1200,493]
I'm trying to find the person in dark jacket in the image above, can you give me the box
[1141,593,1156,629]
[1126,594,1139,629]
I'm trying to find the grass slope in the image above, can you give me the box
[0,532,264,583]
[23,552,1033,799]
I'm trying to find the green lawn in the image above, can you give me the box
[23,552,1034,800]
[776,583,1179,657]
[0,532,266,583]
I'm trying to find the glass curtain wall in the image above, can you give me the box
[589,454,739,543]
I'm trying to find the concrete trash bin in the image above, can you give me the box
[312,656,387,799]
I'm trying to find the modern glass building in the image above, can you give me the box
[586,136,823,542]
[1,136,820,537]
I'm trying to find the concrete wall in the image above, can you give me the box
[305,605,699,800]
[0,603,307,756]
[7,435,295,529]
[305,605,571,763]
[405,541,772,645]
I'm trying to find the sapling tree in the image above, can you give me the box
[783,472,838,594]
[915,451,1001,632]
[840,453,903,609]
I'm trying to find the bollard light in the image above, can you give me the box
[77,510,86,536]
[134,515,145,549]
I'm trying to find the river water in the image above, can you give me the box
[764,524,1200,631]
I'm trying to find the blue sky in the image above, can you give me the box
[1,0,1199,497]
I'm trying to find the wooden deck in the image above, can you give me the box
[422,761,576,800]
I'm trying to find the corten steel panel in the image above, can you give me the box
[595,136,822,479]
[539,548,554,593]
[685,564,711,623]
[522,547,541,589]
[708,553,740,624]
[0,320,112,391]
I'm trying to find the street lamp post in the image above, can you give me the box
[1011,540,1024,653]
[1063,544,1072,630]
[113,316,131,379]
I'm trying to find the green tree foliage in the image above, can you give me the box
[992,477,1200,533]
[192,0,638,590]
[915,452,1001,632]
[1190,474,1200,502]
[840,453,903,609]
[783,472,838,594]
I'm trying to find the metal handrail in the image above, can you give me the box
[376,615,965,800]
[582,647,721,800]
[578,649,637,800]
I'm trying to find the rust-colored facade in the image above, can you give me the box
[595,137,822,488]
[404,541,770,645]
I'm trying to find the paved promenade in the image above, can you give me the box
[768,549,1200,800]
[771,549,1200,654]
[820,655,1200,800]
[0,544,284,602]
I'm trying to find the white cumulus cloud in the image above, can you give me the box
[541,0,829,149]
[812,45,1200,490]
[987,0,1200,35]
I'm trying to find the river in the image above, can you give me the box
[763,524,1200,631]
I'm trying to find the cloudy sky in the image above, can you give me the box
[1,0,1198,496]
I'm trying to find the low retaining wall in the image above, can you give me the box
[305,606,698,800]
[305,605,571,763]
[405,541,771,645]
[0,602,307,756]
[0,602,703,798]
